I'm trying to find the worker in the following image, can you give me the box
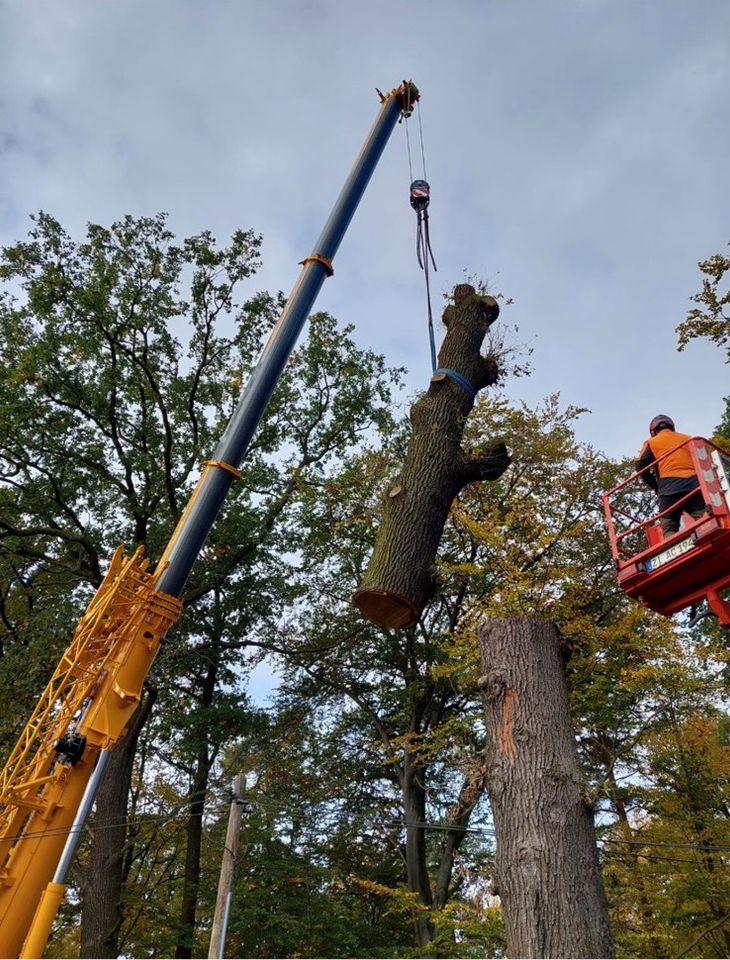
[636,415,706,535]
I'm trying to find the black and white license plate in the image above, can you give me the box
[646,536,695,571]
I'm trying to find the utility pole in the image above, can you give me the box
[208,774,246,959]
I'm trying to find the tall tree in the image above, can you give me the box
[0,212,402,956]
[260,389,650,952]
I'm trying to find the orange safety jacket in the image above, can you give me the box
[636,430,698,495]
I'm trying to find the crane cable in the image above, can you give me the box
[403,96,476,402]
[407,115,438,370]
[404,100,438,371]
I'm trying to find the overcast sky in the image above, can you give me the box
[3,0,729,462]
[3,1,729,702]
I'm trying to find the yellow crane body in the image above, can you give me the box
[0,547,181,958]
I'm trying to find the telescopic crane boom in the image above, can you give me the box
[0,80,419,959]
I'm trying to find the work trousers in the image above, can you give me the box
[658,490,706,535]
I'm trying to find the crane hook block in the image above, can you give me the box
[410,179,430,212]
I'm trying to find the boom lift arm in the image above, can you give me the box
[0,80,418,959]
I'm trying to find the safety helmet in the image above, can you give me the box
[649,415,675,435]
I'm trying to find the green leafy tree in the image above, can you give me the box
[6,213,729,957]
[243,395,619,952]
[603,707,730,958]
[677,243,730,361]
[0,212,402,957]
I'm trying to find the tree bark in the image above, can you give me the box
[80,686,157,959]
[175,657,218,958]
[478,618,613,959]
[353,284,510,629]
[402,754,435,947]
[433,772,486,911]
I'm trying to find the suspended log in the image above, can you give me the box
[352,283,510,628]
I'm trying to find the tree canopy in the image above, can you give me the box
[677,243,730,362]
[0,214,728,958]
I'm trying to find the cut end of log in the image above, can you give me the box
[351,588,420,630]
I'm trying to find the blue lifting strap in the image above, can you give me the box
[433,367,477,403]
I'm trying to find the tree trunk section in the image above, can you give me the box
[80,686,157,959]
[478,618,613,959]
[175,761,212,959]
[353,284,509,629]
[433,773,485,911]
[175,657,217,958]
[402,756,435,947]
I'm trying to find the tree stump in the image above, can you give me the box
[478,618,614,958]
[352,284,510,628]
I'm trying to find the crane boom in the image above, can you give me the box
[0,80,419,958]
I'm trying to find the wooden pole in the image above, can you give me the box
[208,774,246,959]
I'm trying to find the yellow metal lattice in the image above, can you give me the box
[0,546,181,958]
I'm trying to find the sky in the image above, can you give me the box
[3,0,729,448]
[3,1,729,697]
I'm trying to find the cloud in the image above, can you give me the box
[2,0,729,460]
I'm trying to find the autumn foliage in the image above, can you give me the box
[0,216,728,957]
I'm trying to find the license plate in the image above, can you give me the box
[646,536,695,571]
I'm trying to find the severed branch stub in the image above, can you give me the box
[352,283,511,629]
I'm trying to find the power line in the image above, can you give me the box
[603,850,730,867]
[0,796,209,846]
[602,837,730,854]
[4,788,727,864]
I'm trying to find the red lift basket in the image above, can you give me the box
[602,437,730,626]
